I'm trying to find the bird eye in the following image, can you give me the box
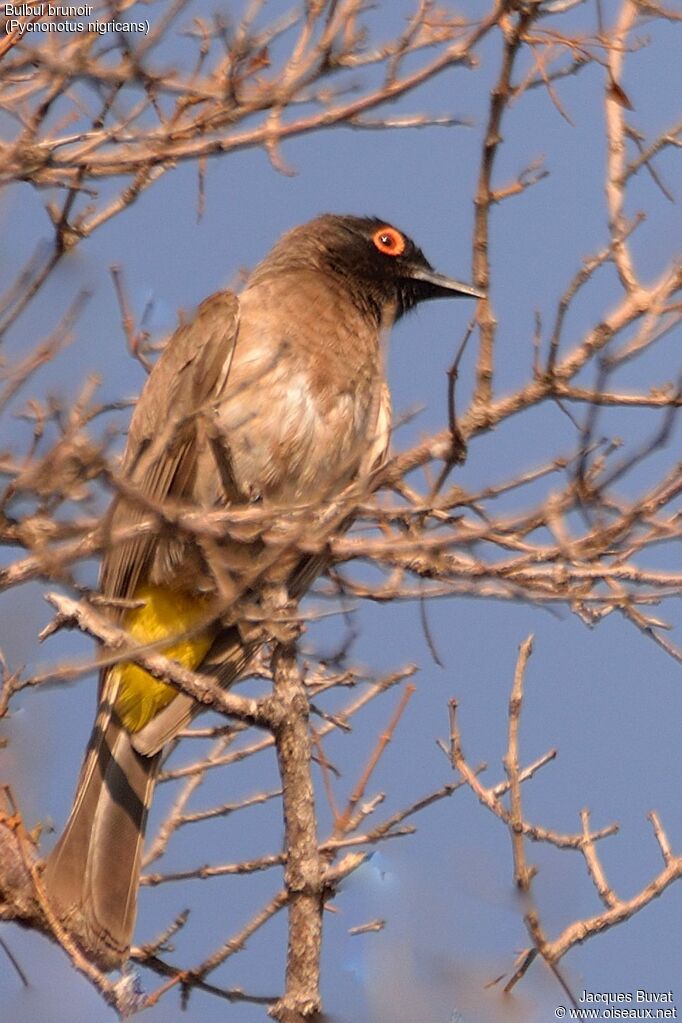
[372,226,406,257]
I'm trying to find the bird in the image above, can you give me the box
[41,213,483,970]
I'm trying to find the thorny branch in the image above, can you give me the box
[447,637,682,1000]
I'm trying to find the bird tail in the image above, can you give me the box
[42,624,259,968]
[42,706,158,971]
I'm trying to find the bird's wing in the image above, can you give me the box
[101,291,239,607]
[361,379,392,477]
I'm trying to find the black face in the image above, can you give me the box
[316,215,482,319]
[250,214,483,321]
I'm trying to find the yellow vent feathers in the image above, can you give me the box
[113,584,216,732]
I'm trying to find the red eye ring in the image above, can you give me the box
[372,226,406,257]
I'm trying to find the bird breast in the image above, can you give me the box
[208,273,387,506]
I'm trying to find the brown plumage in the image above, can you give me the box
[41,214,483,970]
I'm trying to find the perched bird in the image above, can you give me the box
[42,214,482,970]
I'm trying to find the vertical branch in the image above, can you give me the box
[579,808,619,908]
[270,641,324,1023]
[604,1,639,291]
[473,6,535,407]
[503,634,535,891]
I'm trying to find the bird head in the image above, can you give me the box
[248,214,484,323]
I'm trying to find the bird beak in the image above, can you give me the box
[408,266,485,301]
